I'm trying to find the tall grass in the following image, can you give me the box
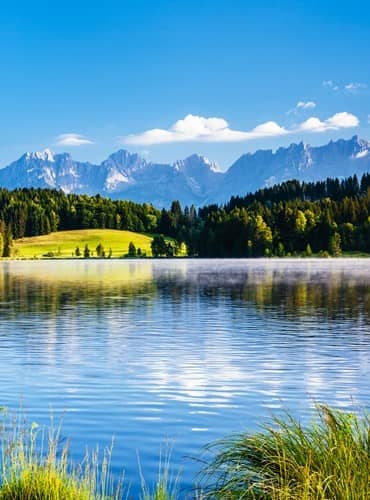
[0,411,123,499]
[0,405,368,499]
[201,405,370,499]
[139,443,181,500]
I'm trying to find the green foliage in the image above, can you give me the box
[140,445,181,500]
[2,171,370,258]
[128,241,136,257]
[75,246,81,257]
[0,414,122,500]
[96,242,105,257]
[329,232,342,256]
[83,244,90,258]
[42,251,56,258]
[0,189,160,240]
[1,225,12,258]
[151,235,168,257]
[201,405,370,499]
[305,243,312,257]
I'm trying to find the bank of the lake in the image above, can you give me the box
[0,404,368,499]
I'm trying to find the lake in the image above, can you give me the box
[0,259,369,497]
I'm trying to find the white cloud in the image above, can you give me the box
[121,112,359,145]
[322,80,339,91]
[55,133,94,146]
[323,80,367,93]
[323,80,333,87]
[123,114,288,145]
[299,112,359,133]
[296,101,316,109]
[344,82,367,92]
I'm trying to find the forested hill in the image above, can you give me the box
[0,171,370,257]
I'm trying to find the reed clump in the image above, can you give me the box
[139,443,181,500]
[0,414,122,500]
[201,405,370,499]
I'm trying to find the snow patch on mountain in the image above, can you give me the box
[0,136,370,206]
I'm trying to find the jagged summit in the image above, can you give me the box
[25,149,55,162]
[174,153,221,173]
[1,136,370,206]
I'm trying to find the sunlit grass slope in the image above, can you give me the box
[13,229,154,258]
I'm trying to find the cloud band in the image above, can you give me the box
[55,133,94,146]
[121,112,359,146]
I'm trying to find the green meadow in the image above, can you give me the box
[13,229,156,259]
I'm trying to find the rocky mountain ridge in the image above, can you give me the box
[0,136,369,206]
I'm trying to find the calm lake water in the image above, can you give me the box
[0,259,370,496]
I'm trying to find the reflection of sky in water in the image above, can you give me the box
[0,259,369,496]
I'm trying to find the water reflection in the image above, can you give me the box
[0,258,369,496]
[1,259,370,321]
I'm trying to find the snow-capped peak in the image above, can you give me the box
[26,149,55,162]
[174,154,221,173]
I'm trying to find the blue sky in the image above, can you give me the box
[0,0,369,170]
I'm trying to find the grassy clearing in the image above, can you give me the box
[201,405,370,499]
[13,229,155,259]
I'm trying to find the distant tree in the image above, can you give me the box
[251,215,273,256]
[305,243,313,257]
[108,247,112,258]
[96,242,104,257]
[329,232,342,256]
[165,242,174,257]
[277,242,285,257]
[173,240,182,256]
[247,240,253,257]
[137,247,142,256]
[75,246,81,257]
[151,235,168,257]
[83,244,90,258]
[0,231,3,258]
[2,226,12,257]
[128,241,136,257]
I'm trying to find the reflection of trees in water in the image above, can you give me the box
[153,266,370,322]
[0,264,156,318]
[239,280,370,321]
[0,262,369,322]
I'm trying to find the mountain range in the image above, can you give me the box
[0,135,369,207]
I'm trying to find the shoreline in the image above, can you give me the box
[2,254,370,261]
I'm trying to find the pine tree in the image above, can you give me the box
[2,226,12,257]
[329,232,342,256]
[128,241,136,256]
[96,242,104,257]
[84,244,90,258]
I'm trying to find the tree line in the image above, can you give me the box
[0,172,370,257]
